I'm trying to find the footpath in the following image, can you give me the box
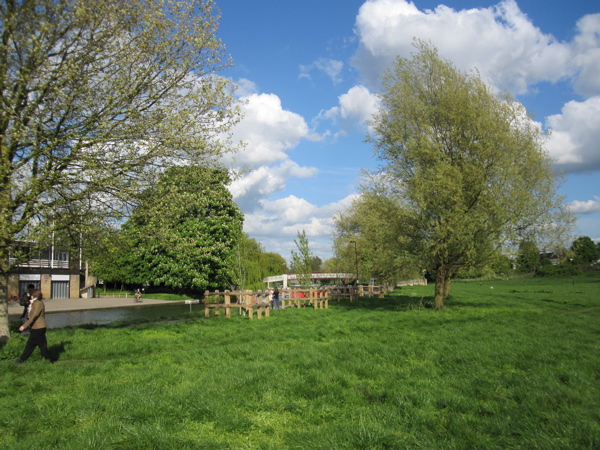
[7,296,184,316]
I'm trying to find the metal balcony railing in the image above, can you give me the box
[9,258,70,269]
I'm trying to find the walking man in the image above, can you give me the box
[16,289,51,363]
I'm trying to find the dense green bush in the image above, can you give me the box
[536,262,581,277]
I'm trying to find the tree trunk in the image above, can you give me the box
[0,202,11,342]
[0,265,10,343]
[443,275,452,299]
[434,265,447,310]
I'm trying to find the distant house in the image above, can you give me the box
[7,241,94,300]
[539,250,561,265]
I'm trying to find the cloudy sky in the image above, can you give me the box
[216,0,600,263]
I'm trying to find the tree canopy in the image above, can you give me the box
[119,166,243,294]
[333,177,421,285]
[0,0,239,340]
[570,236,599,264]
[516,241,541,274]
[368,40,571,309]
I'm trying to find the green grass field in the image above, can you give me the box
[1,273,598,449]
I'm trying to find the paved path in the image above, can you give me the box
[8,296,186,316]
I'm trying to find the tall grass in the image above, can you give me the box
[1,273,598,449]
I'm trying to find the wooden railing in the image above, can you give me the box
[202,288,330,319]
[202,290,265,319]
[327,286,358,302]
[280,288,329,309]
[357,285,385,298]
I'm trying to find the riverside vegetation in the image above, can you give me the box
[1,273,598,449]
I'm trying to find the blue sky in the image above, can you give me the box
[215,0,600,263]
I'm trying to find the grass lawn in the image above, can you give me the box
[1,273,598,449]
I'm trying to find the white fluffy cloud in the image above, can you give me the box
[220,88,336,260]
[225,93,309,168]
[241,194,358,260]
[351,0,594,96]
[569,196,600,215]
[323,85,381,132]
[545,97,600,173]
[571,14,600,97]
[230,160,317,213]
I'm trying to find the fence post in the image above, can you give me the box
[204,290,210,318]
[213,291,220,316]
[225,290,231,319]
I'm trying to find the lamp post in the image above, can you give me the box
[350,240,359,283]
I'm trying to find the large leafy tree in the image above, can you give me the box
[121,166,243,294]
[369,40,571,309]
[570,236,599,264]
[0,0,239,340]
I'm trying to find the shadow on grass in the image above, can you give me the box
[48,340,71,362]
[331,294,435,312]
[331,293,505,311]
[62,314,199,332]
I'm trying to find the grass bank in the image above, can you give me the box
[1,273,598,449]
[98,290,192,301]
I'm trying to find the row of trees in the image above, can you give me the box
[516,236,599,274]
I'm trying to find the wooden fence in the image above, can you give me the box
[202,288,329,320]
[327,286,358,302]
[279,288,329,309]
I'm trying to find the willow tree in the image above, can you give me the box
[234,233,288,290]
[0,0,240,341]
[369,40,570,309]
